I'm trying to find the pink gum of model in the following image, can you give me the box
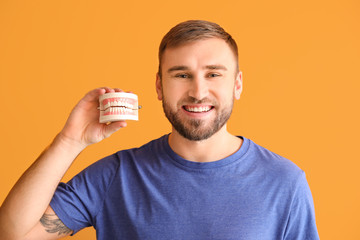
[99,92,139,123]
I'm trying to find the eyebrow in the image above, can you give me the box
[167,64,227,73]
[205,65,227,71]
[167,65,189,73]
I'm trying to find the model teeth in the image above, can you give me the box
[104,106,134,114]
[185,106,211,112]
[103,100,134,110]
[99,92,139,123]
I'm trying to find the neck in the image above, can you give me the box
[168,126,242,162]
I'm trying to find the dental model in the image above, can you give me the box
[99,92,140,123]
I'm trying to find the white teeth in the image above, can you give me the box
[103,107,135,114]
[186,106,211,112]
[104,99,136,110]
[101,101,135,115]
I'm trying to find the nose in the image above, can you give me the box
[188,76,209,100]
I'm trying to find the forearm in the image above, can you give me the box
[0,133,85,239]
[0,87,125,239]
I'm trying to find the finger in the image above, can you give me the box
[103,121,127,138]
[102,87,116,93]
[82,88,106,102]
[114,88,124,92]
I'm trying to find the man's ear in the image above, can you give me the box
[234,71,243,100]
[156,73,163,100]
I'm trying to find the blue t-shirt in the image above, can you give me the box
[50,135,319,239]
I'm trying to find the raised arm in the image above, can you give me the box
[0,87,126,240]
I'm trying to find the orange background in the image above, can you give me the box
[1,0,359,239]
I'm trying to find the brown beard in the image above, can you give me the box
[162,96,233,141]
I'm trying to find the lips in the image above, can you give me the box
[99,92,139,123]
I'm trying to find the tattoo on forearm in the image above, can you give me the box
[40,213,72,235]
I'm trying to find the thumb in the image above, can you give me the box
[103,121,127,139]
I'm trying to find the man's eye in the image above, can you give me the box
[175,74,189,78]
[208,73,220,78]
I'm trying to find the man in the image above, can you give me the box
[0,20,319,239]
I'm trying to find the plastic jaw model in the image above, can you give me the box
[99,92,139,123]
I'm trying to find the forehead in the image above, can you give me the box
[161,38,237,71]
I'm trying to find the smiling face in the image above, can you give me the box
[156,38,242,141]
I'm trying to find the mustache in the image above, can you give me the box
[180,96,217,105]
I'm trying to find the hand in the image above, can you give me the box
[58,87,127,149]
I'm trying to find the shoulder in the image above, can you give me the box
[114,134,168,162]
[243,138,316,212]
[245,138,304,184]
[71,135,168,181]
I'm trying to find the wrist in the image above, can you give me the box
[54,132,88,154]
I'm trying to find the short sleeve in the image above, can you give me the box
[284,171,320,240]
[50,154,119,234]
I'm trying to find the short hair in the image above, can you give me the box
[158,20,239,78]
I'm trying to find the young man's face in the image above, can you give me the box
[156,38,242,141]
